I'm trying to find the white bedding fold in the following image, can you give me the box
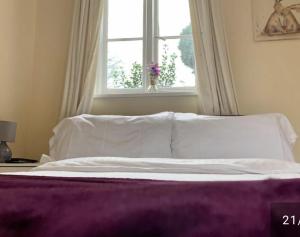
[33,157,300,175]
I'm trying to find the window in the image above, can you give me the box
[98,0,196,95]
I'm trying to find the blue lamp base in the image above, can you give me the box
[0,141,12,163]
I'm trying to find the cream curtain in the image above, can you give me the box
[189,0,239,115]
[60,0,104,119]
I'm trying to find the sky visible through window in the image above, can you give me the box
[107,0,195,89]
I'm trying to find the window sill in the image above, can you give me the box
[94,91,198,98]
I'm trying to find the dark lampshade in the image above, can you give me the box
[0,121,17,143]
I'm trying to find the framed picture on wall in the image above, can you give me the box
[252,0,300,41]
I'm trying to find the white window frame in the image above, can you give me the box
[96,0,197,97]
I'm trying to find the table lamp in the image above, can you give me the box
[0,121,17,163]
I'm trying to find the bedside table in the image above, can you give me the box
[0,163,40,173]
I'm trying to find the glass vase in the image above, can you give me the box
[147,77,158,93]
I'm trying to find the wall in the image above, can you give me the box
[29,0,199,157]
[93,0,300,160]
[26,0,74,158]
[223,0,300,159]
[2,0,300,160]
[0,0,74,159]
[0,0,37,157]
[92,95,198,115]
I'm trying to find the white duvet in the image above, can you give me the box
[5,157,300,182]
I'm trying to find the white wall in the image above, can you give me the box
[223,0,300,160]
[92,95,198,115]
[93,0,300,160]
[0,0,74,159]
[0,0,37,157]
[2,0,300,161]
[26,0,74,158]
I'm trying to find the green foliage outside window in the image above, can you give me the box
[107,24,194,89]
[157,44,177,88]
[107,44,177,89]
[107,59,142,89]
[178,24,195,71]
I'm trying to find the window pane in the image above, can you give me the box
[107,40,143,89]
[158,38,195,88]
[158,0,191,36]
[108,0,143,39]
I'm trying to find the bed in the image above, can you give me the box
[1,112,299,237]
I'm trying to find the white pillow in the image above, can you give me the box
[50,112,174,160]
[172,113,297,161]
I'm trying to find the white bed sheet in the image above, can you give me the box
[4,157,300,182]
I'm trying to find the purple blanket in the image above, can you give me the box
[0,175,300,237]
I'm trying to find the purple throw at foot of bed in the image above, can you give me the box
[0,175,299,237]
